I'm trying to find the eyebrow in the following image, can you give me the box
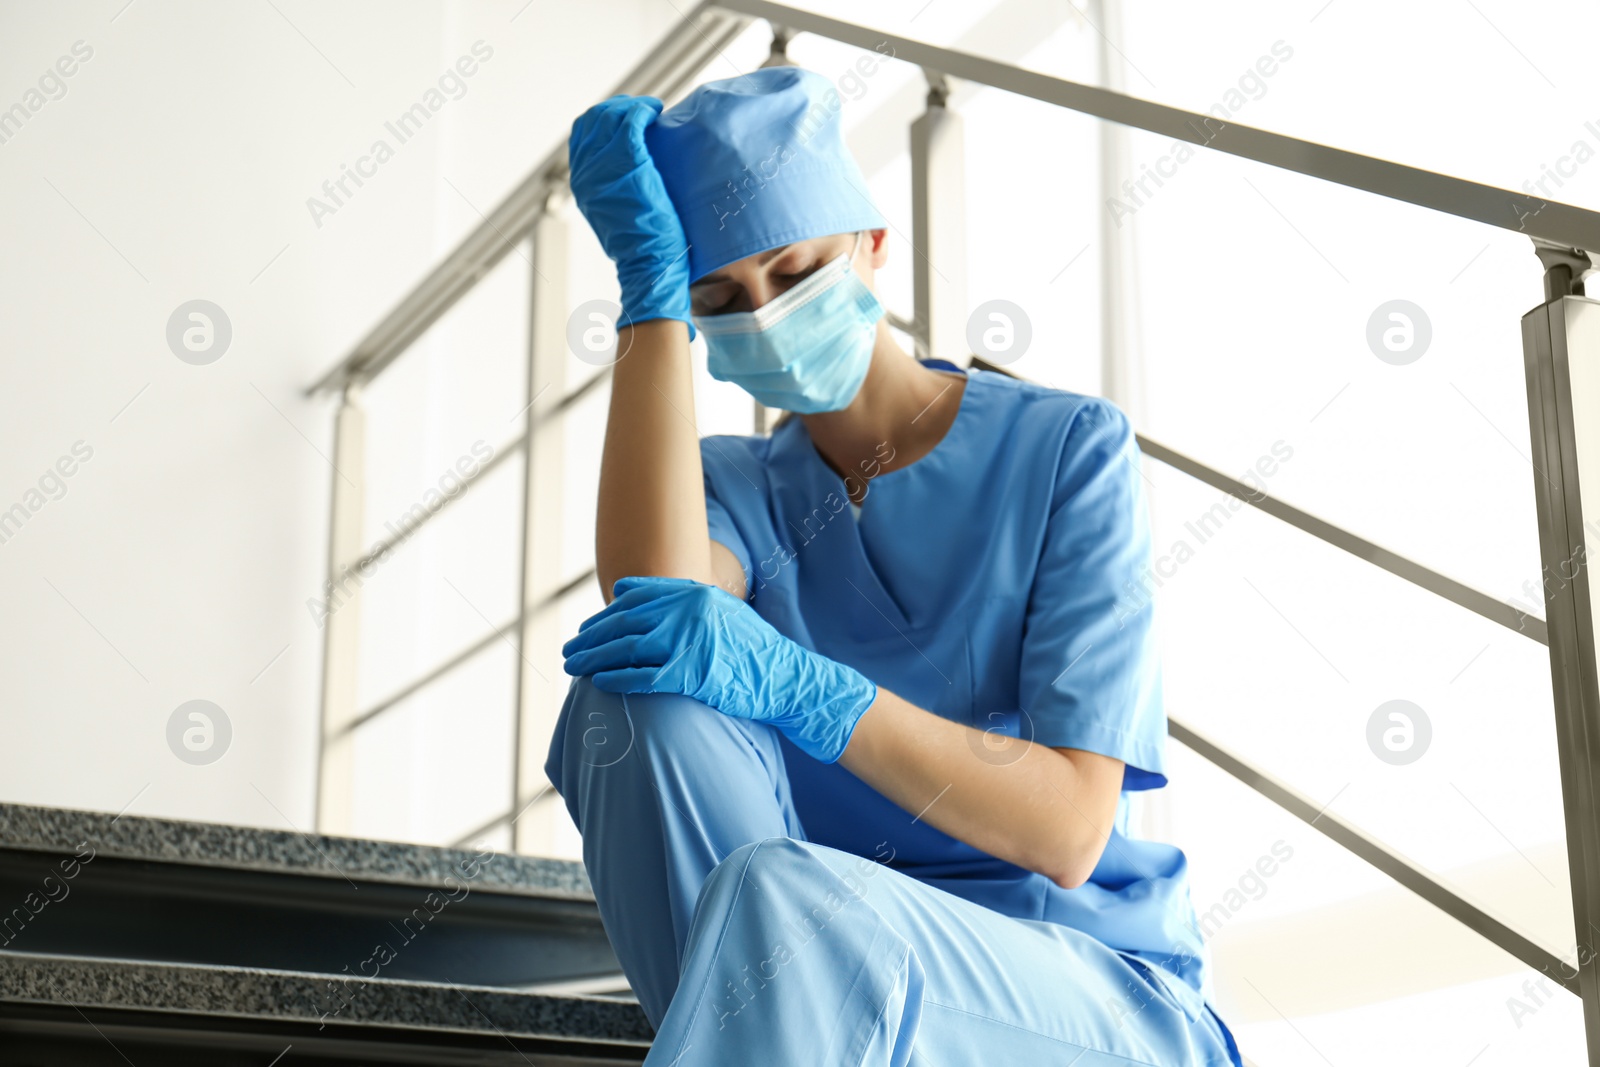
[691,246,789,287]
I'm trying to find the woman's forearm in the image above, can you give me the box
[838,689,1125,889]
[594,320,715,601]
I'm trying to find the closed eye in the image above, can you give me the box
[691,286,741,316]
[691,259,824,315]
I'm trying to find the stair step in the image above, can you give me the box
[0,952,650,1065]
[0,801,592,900]
[0,802,648,1063]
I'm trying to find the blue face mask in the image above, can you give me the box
[694,235,883,414]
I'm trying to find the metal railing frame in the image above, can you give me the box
[305,0,1600,1054]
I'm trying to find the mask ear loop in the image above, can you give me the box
[854,229,928,363]
[843,230,897,362]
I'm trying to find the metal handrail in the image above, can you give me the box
[342,568,597,736]
[714,0,1600,251]
[1171,715,1576,993]
[1137,435,1550,645]
[341,369,612,578]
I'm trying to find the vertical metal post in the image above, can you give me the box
[758,22,794,68]
[511,198,570,854]
[910,70,968,365]
[315,382,366,835]
[1091,0,1163,844]
[1092,0,1145,420]
[1522,241,1600,1063]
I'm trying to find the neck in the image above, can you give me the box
[799,321,967,501]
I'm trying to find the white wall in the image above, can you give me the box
[0,0,681,830]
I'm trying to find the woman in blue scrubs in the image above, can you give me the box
[546,66,1243,1066]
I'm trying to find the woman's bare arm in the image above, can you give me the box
[595,319,746,602]
[838,689,1125,889]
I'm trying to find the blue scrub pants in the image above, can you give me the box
[546,677,1241,1066]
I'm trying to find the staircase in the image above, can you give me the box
[0,802,649,1065]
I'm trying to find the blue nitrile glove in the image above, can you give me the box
[567,96,694,335]
[561,576,878,764]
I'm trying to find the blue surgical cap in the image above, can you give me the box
[645,66,887,283]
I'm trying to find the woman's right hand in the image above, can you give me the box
[567,95,693,333]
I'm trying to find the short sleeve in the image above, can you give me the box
[701,438,755,585]
[705,489,752,576]
[1019,400,1167,790]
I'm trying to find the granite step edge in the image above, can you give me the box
[0,949,652,1045]
[0,801,593,901]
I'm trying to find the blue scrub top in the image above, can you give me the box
[699,366,1215,1015]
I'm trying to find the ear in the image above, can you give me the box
[866,228,889,269]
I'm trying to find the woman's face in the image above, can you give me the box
[689,229,887,317]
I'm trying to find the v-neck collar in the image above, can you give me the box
[772,368,974,496]
[767,369,977,633]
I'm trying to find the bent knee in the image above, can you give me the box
[556,675,752,767]
[707,837,828,901]
[693,838,880,940]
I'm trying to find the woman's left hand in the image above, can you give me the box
[561,576,877,763]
